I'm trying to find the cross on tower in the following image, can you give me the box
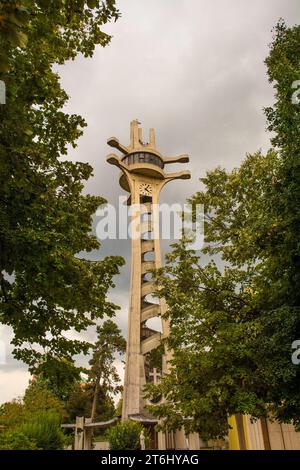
[149,368,161,385]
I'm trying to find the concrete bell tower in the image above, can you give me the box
[107,120,190,428]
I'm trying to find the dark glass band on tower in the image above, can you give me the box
[122,152,164,169]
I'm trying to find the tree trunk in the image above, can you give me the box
[90,379,100,423]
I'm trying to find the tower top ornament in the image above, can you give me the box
[106,120,191,189]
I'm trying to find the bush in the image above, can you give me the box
[106,420,149,450]
[20,411,66,450]
[0,431,37,450]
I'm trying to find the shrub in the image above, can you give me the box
[0,431,37,450]
[106,420,149,450]
[20,411,66,450]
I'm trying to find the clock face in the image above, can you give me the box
[139,183,153,196]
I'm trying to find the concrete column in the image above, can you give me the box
[75,416,84,450]
[83,418,93,450]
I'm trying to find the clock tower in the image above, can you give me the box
[107,120,191,448]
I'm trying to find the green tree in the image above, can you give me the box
[0,0,124,382]
[106,420,148,450]
[23,380,66,417]
[147,21,300,439]
[0,379,68,449]
[0,399,26,429]
[0,379,66,429]
[65,382,115,423]
[257,20,300,426]
[114,398,123,418]
[0,1,30,71]
[0,1,119,70]
[32,359,83,401]
[88,320,126,422]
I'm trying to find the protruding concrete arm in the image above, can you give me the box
[106,153,120,167]
[107,137,129,155]
[163,154,189,164]
[106,154,129,172]
[164,170,191,183]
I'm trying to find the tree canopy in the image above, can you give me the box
[0,0,124,383]
[0,1,119,70]
[148,21,300,440]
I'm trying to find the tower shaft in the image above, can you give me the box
[122,176,167,419]
[107,120,190,421]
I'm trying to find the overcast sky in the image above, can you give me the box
[1,0,299,405]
